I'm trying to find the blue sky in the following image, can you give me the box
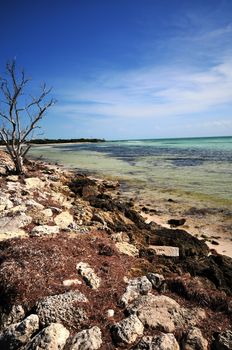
[1,0,232,140]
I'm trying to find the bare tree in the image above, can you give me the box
[0,60,55,174]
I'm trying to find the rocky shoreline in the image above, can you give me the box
[0,150,231,349]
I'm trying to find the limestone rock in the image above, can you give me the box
[54,211,73,229]
[135,333,180,350]
[0,214,32,234]
[76,262,101,289]
[63,279,82,286]
[111,232,130,243]
[25,177,45,189]
[41,208,53,217]
[0,314,39,349]
[24,323,69,350]
[128,295,205,333]
[7,175,19,182]
[121,276,152,306]
[36,291,88,328]
[183,327,208,350]
[213,330,232,350]
[0,195,13,211]
[25,199,44,210]
[30,225,59,236]
[115,242,139,257]
[148,245,179,257]
[111,315,144,344]
[70,326,102,350]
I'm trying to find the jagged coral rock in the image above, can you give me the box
[134,333,180,350]
[111,315,144,344]
[76,262,101,289]
[70,326,102,350]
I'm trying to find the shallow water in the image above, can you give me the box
[30,136,232,209]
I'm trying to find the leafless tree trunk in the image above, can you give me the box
[0,60,55,174]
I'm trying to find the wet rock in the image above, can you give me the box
[116,242,139,257]
[168,218,186,227]
[0,314,39,350]
[134,333,180,350]
[30,225,59,236]
[36,291,88,328]
[76,262,101,289]
[183,327,208,350]
[111,315,144,344]
[54,211,74,229]
[121,276,152,306]
[212,330,232,350]
[147,227,209,257]
[70,326,102,350]
[146,273,165,290]
[24,323,69,350]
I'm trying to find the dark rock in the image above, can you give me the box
[168,218,186,227]
[146,227,209,257]
[212,330,232,350]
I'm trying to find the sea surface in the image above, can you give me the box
[30,136,232,209]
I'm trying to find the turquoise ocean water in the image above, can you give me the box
[30,136,232,209]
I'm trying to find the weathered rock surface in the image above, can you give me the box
[111,315,144,344]
[24,322,69,350]
[54,211,74,229]
[212,330,232,350]
[128,295,206,333]
[146,273,165,290]
[24,177,45,189]
[148,245,179,257]
[30,225,59,236]
[134,333,180,350]
[0,214,32,234]
[70,326,102,350]
[0,314,39,350]
[115,242,139,257]
[0,195,13,211]
[0,305,25,331]
[121,276,152,306]
[36,291,88,328]
[76,262,101,289]
[183,327,208,350]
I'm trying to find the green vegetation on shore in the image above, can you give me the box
[0,138,106,146]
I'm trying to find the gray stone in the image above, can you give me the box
[213,330,232,350]
[30,225,59,236]
[148,246,179,257]
[184,327,208,350]
[70,326,102,350]
[36,291,88,328]
[112,315,144,344]
[121,276,152,306]
[24,323,69,350]
[134,333,180,350]
[0,314,39,349]
[76,262,101,289]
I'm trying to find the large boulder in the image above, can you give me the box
[134,333,180,350]
[0,314,39,350]
[111,315,144,344]
[35,291,88,328]
[24,323,69,350]
[70,326,102,350]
